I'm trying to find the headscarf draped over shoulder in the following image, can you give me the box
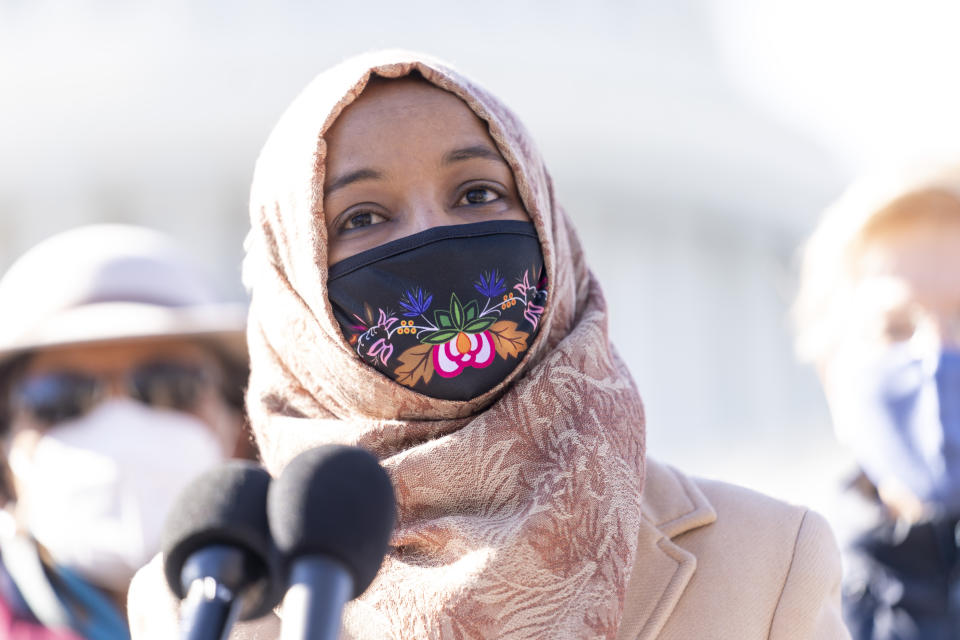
[244,50,646,639]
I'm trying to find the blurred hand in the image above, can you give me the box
[127,552,281,640]
[127,554,178,639]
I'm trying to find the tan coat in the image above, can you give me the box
[619,460,850,640]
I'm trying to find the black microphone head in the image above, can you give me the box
[267,445,396,598]
[162,460,282,620]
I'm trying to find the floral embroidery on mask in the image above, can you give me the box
[347,268,548,389]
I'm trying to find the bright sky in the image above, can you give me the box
[709,0,960,171]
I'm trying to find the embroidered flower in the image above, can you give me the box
[524,301,545,330]
[474,270,506,298]
[417,293,498,378]
[357,272,548,387]
[357,327,394,366]
[378,309,397,328]
[367,337,394,366]
[523,285,548,329]
[432,330,496,377]
[354,309,398,365]
[398,288,433,317]
[514,269,534,298]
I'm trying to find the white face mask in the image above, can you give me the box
[11,398,226,591]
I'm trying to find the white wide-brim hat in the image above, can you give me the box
[0,224,247,362]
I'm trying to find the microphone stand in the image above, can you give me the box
[281,556,354,640]
[179,546,251,640]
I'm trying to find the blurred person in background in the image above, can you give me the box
[795,162,960,639]
[0,224,250,639]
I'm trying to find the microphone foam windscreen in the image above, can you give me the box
[161,460,281,619]
[267,445,396,598]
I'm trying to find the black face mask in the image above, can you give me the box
[327,220,547,401]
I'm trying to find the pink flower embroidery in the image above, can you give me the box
[524,302,545,330]
[432,331,496,378]
[367,338,394,367]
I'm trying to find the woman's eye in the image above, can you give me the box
[458,187,500,206]
[882,313,918,343]
[342,211,386,231]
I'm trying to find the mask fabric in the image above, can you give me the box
[327,220,547,401]
[14,398,225,591]
[833,344,960,512]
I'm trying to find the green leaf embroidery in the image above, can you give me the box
[463,317,496,333]
[464,300,478,323]
[450,293,463,328]
[434,310,453,329]
[421,329,460,345]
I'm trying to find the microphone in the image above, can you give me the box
[267,445,396,640]
[162,461,283,640]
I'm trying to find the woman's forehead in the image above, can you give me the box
[325,78,494,157]
[24,338,216,375]
[346,75,476,119]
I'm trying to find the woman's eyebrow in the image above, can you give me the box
[325,168,383,196]
[442,145,504,166]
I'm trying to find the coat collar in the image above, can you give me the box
[615,458,717,640]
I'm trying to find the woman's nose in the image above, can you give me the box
[406,198,451,234]
[103,375,129,399]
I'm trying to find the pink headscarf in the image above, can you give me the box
[243,50,646,638]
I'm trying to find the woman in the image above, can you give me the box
[0,224,250,639]
[131,50,847,639]
[794,163,960,639]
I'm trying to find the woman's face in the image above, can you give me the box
[322,77,530,265]
[818,198,960,519]
[5,338,242,483]
[821,209,960,391]
[842,214,960,355]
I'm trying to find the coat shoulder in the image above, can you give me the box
[688,471,844,586]
[637,460,849,639]
[644,458,835,552]
[695,473,812,536]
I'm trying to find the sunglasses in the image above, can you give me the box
[11,361,213,424]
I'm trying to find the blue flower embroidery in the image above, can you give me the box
[398,288,433,317]
[473,270,506,298]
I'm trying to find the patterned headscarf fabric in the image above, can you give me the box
[243,50,646,639]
